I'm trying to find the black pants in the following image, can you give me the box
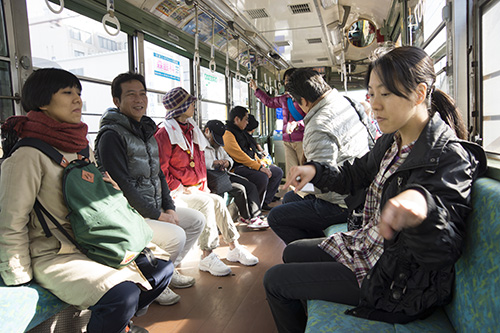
[233,164,283,206]
[263,238,359,333]
[87,254,173,333]
[228,173,262,219]
[268,191,348,244]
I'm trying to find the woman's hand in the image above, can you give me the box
[249,79,257,91]
[102,171,120,191]
[378,189,428,239]
[283,165,316,192]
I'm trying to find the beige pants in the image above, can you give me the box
[283,141,304,175]
[175,190,239,251]
[145,207,205,266]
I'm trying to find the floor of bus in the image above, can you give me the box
[133,194,285,333]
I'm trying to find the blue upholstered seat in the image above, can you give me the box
[306,177,500,332]
[0,277,68,332]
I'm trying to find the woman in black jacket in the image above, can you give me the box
[263,46,487,332]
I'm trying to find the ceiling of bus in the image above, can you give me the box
[125,0,396,90]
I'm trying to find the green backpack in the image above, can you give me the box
[12,138,153,269]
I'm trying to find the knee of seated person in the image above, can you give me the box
[272,165,284,177]
[282,191,300,203]
[193,212,206,230]
[263,265,284,292]
[282,241,302,263]
[266,208,280,225]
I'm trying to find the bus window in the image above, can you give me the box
[423,0,446,41]
[232,77,249,108]
[144,41,191,123]
[200,66,226,122]
[26,0,128,81]
[0,61,13,121]
[481,0,500,155]
[0,1,14,119]
[26,0,129,148]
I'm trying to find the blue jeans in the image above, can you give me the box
[87,255,173,333]
[268,191,348,244]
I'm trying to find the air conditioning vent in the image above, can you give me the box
[317,57,329,61]
[275,40,290,47]
[307,38,323,44]
[289,3,312,14]
[291,59,304,64]
[245,8,269,19]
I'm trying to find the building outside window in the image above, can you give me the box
[481,0,500,155]
[26,0,129,147]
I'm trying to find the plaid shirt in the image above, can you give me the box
[320,133,415,286]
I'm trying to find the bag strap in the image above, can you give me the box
[10,137,89,167]
[11,138,90,249]
[33,199,87,254]
[287,97,304,121]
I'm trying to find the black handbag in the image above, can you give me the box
[206,169,233,195]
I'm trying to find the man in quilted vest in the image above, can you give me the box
[95,72,206,306]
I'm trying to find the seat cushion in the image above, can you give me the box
[0,277,69,332]
[305,300,395,332]
[323,223,347,236]
[445,177,500,331]
[394,307,454,332]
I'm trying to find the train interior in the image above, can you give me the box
[1,0,500,332]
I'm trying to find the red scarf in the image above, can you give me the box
[2,111,88,152]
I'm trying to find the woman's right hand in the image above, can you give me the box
[249,79,257,91]
[283,165,316,192]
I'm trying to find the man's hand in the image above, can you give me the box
[283,165,316,192]
[158,209,179,225]
[213,159,229,171]
[260,166,272,178]
[102,171,121,191]
[378,189,428,239]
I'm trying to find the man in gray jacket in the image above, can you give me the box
[95,72,205,305]
[267,68,372,244]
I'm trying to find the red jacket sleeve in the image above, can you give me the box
[155,128,182,191]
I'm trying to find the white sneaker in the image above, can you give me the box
[155,287,180,306]
[170,269,195,289]
[226,246,259,266]
[247,216,269,229]
[199,252,232,276]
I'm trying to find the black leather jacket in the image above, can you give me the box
[311,113,487,323]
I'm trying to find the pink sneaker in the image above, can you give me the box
[247,216,269,229]
[238,217,250,224]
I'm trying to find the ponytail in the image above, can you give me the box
[430,89,467,140]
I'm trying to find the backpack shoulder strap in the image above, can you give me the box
[33,199,87,254]
[11,138,68,167]
[11,138,89,166]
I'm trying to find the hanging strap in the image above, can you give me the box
[287,97,304,121]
